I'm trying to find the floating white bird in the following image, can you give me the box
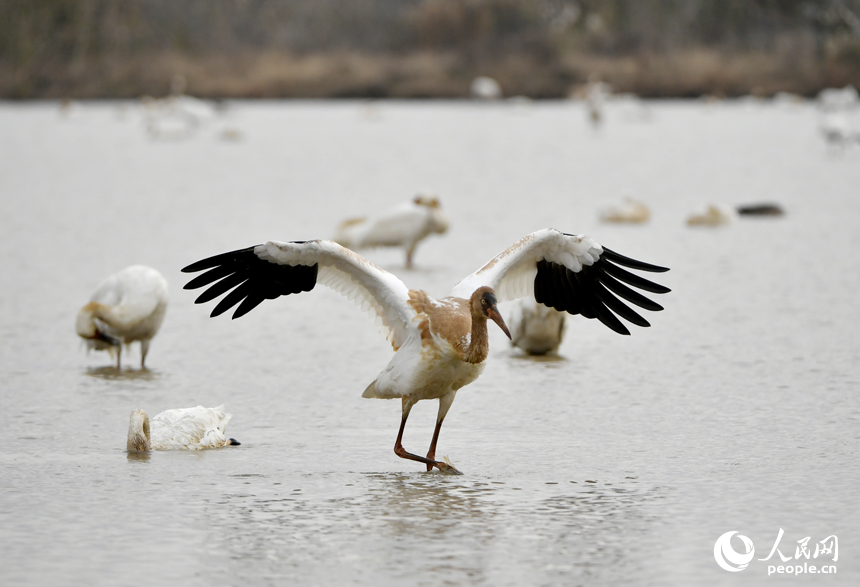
[599,198,651,224]
[686,205,733,227]
[334,194,450,269]
[127,405,240,452]
[76,265,169,369]
[182,228,669,473]
[508,297,567,355]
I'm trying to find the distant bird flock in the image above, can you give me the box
[72,77,856,464]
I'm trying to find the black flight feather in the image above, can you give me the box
[533,246,669,334]
[182,245,318,319]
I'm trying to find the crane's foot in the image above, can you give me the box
[433,457,462,475]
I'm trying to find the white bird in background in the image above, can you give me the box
[686,205,733,227]
[142,73,217,140]
[76,265,169,369]
[334,193,450,269]
[816,85,860,150]
[508,297,567,356]
[127,405,240,452]
[182,228,670,473]
[599,198,651,224]
[820,111,857,149]
[584,77,611,127]
[817,85,859,111]
[471,76,503,100]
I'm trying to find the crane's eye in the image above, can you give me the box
[481,299,488,306]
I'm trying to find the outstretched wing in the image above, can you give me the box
[450,228,670,335]
[182,240,415,349]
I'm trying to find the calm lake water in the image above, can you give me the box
[1,98,858,586]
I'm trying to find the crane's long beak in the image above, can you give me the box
[487,305,512,340]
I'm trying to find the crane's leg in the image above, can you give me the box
[116,345,122,370]
[394,396,457,473]
[140,340,150,369]
[404,242,417,270]
[425,391,457,471]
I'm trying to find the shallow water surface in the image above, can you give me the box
[1,99,858,585]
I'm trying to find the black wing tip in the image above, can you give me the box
[601,247,670,273]
[536,255,669,336]
[184,246,319,320]
[181,245,263,274]
[601,317,632,335]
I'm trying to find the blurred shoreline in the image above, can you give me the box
[4,47,858,101]
[2,0,858,100]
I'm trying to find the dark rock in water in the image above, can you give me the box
[736,203,785,216]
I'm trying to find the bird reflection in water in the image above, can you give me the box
[201,474,664,585]
[84,365,160,381]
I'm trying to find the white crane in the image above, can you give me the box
[508,297,567,355]
[76,265,168,369]
[127,405,240,452]
[334,194,450,269]
[182,228,669,473]
[599,198,651,224]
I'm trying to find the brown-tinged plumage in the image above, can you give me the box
[182,229,670,473]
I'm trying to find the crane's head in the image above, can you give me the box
[472,287,511,339]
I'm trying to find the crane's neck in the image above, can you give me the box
[76,302,111,338]
[127,410,151,452]
[463,314,490,364]
[76,302,120,347]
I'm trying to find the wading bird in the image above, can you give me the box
[599,198,651,224]
[127,405,240,452]
[182,228,669,473]
[334,193,449,269]
[686,205,733,227]
[508,297,568,356]
[76,265,169,369]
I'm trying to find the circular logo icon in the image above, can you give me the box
[714,531,755,572]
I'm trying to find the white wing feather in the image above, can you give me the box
[450,228,603,301]
[257,240,416,349]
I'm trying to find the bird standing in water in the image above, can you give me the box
[76,265,169,369]
[182,228,669,473]
[508,297,568,355]
[334,193,449,269]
